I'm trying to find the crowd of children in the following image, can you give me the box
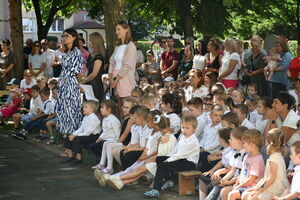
[2,67,300,200]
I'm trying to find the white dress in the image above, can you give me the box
[145,134,177,176]
[256,152,290,200]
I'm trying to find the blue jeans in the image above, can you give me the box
[21,113,36,125]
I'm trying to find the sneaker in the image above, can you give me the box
[100,168,113,174]
[107,176,124,190]
[12,132,26,140]
[161,180,174,190]
[94,169,109,187]
[91,164,105,170]
[10,128,20,133]
[33,135,42,141]
[144,189,160,198]
[71,159,83,166]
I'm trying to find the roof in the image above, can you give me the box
[72,21,105,29]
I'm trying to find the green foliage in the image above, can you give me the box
[289,41,299,57]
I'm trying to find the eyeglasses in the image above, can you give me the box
[41,43,48,45]
[61,34,69,39]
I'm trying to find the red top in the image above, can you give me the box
[0,97,22,118]
[289,57,300,78]
[161,49,179,79]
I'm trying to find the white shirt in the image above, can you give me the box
[195,114,208,142]
[139,125,153,147]
[248,109,259,125]
[185,85,209,102]
[130,125,141,145]
[255,115,268,134]
[164,113,181,135]
[73,113,101,136]
[219,52,241,80]
[200,123,222,153]
[221,147,235,168]
[114,44,127,70]
[167,133,200,164]
[157,134,177,156]
[275,110,300,146]
[20,79,37,89]
[29,95,43,114]
[229,149,247,178]
[193,54,206,70]
[146,131,162,155]
[99,114,121,141]
[241,118,255,129]
[55,48,66,63]
[41,99,54,115]
[42,48,55,77]
[291,165,300,193]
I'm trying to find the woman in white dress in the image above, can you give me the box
[185,69,209,101]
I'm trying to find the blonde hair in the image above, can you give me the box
[225,38,238,54]
[84,100,99,112]
[23,69,32,77]
[266,128,282,155]
[184,45,194,61]
[182,116,198,129]
[89,32,106,58]
[141,94,155,106]
[241,129,263,148]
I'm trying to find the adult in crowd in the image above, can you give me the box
[79,38,90,77]
[193,40,206,70]
[244,35,266,61]
[0,39,16,89]
[178,45,194,77]
[23,38,33,70]
[267,39,293,98]
[160,36,180,80]
[81,32,106,102]
[288,43,300,80]
[41,39,55,78]
[142,50,162,84]
[185,69,208,101]
[218,38,241,88]
[53,41,66,77]
[28,41,46,78]
[205,37,223,75]
[134,41,145,69]
[108,21,137,102]
[244,40,267,96]
[56,29,83,136]
[179,36,194,62]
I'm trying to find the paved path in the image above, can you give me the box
[0,130,198,200]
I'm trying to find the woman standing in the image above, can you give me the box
[81,32,106,102]
[178,45,194,77]
[205,38,223,75]
[185,69,208,101]
[109,21,137,103]
[28,41,46,78]
[0,39,16,89]
[218,38,241,89]
[56,29,83,136]
[193,40,206,70]
[267,40,293,98]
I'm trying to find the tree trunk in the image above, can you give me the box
[102,0,126,58]
[179,0,193,42]
[8,0,24,79]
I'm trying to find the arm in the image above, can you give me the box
[117,119,134,143]
[81,59,102,84]
[218,59,238,80]
[235,175,257,188]
[162,60,178,74]
[202,160,224,176]
[117,42,137,81]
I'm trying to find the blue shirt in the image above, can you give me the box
[270,52,292,89]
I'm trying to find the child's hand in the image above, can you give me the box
[202,170,213,177]
[287,170,294,178]
[219,179,229,187]
[96,138,103,143]
[68,134,77,141]
[211,171,222,180]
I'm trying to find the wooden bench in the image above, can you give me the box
[178,171,202,196]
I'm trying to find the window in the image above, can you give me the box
[83,14,90,21]
[22,18,34,32]
[50,19,64,32]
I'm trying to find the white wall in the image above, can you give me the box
[0,0,10,40]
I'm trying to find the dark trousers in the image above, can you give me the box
[197,152,220,172]
[153,157,196,191]
[53,65,62,77]
[267,81,287,99]
[64,134,99,154]
[24,116,48,134]
[120,149,143,170]
[88,140,106,157]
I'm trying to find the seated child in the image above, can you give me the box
[144,116,200,198]
[63,100,101,166]
[0,88,22,125]
[2,79,20,108]
[36,77,47,89]
[273,141,300,200]
[246,83,258,97]
[245,94,260,126]
[233,104,255,129]
[221,112,240,129]
[255,97,273,136]
[20,70,36,89]
[264,47,281,80]
[141,94,156,111]
[231,89,245,106]
[242,128,290,200]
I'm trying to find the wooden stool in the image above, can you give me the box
[178,171,202,196]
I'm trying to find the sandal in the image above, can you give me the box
[47,136,54,145]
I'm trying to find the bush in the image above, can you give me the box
[288,40,298,57]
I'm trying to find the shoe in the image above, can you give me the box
[107,176,124,190]
[144,189,160,198]
[91,164,105,170]
[62,157,74,163]
[100,168,113,174]
[10,128,20,133]
[71,159,83,166]
[12,132,26,140]
[94,169,109,187]
[33,135,42,141]
[161,180,174,190]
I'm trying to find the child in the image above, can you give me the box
[105,110,164,189]
[0,88,22,126]
[233,104,255,129]
[62,100,101,165]
[141,94,156,111]
[213,93,231,113]
[131,87,144,104]
[241,128,290,200]
[161,93,182,135]
[198,104,224,172]
[264,47,281,80]
[221,112,240,128]
[225,129,265,200]
[273,141,300,200]
[12,85,43,132]
[36,77,47,89]
[92,98,138,173]
[187,97,209,142]
[231,89,245,106]
[245,94,260,125]
[144,116,200,198]
[20,70,37,89]
[246,83,258,97]
[3,79,20,107]
[255,97,273,136]
[89,100,122,157]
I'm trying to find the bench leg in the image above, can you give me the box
[178,175,196,196]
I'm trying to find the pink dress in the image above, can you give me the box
[81,48,90,75]
[0,97,22,118]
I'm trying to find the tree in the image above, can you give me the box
[22,0,83,40]
[8,0,24,78]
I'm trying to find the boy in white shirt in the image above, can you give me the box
[198,104,224,172]
[233,104,255,129]
[245,94,260,126]
[64,100,101,166]
[187,97,208,142]
[144,116,199,198]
